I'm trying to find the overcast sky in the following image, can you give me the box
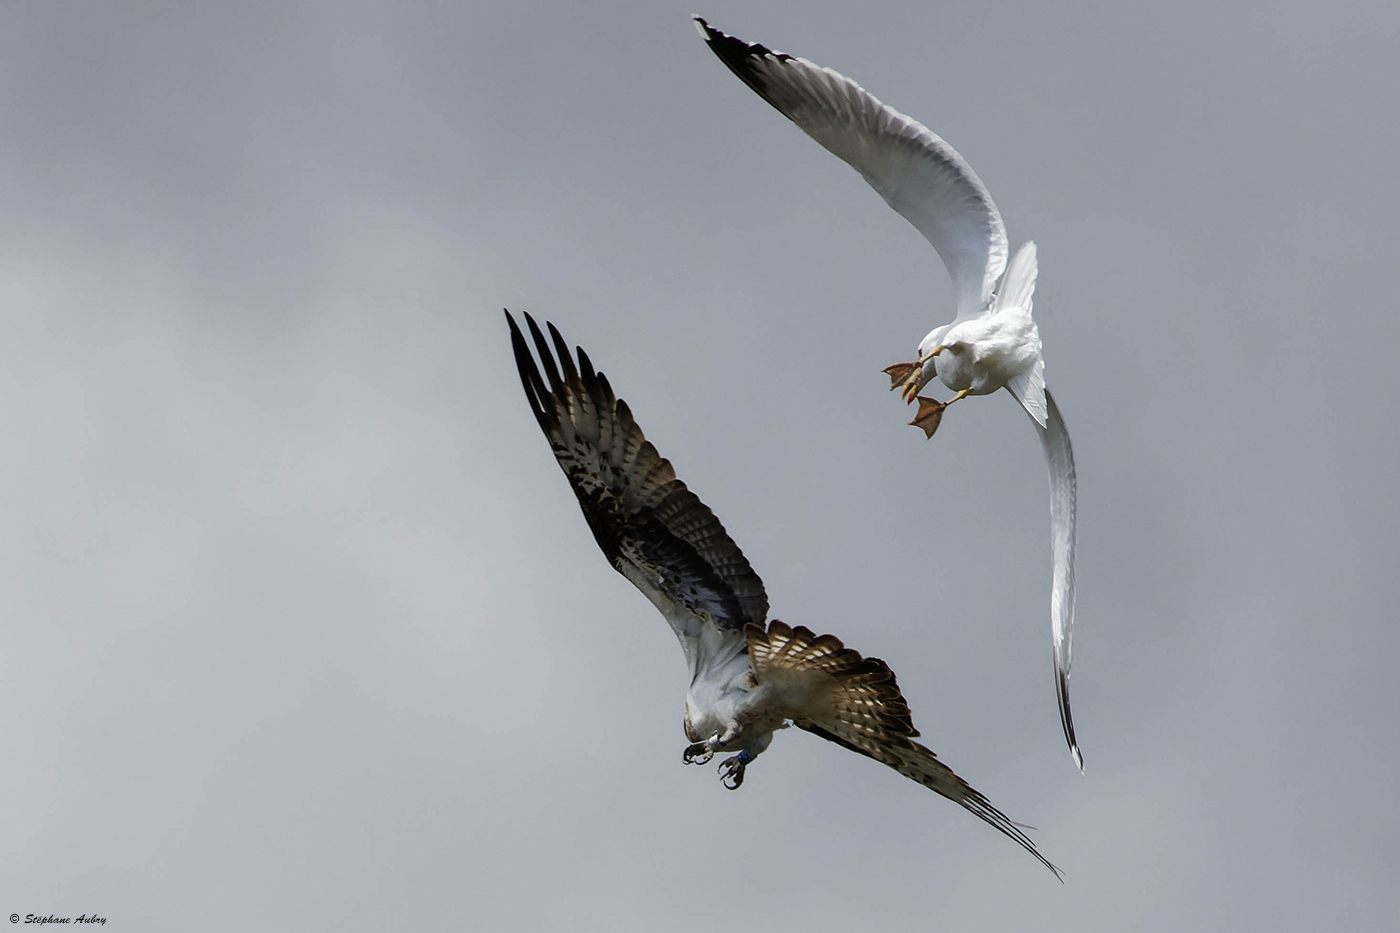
[2,1,1397,930]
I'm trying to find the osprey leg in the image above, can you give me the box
[682,737,717,766]
[682,719,745,766]
[718,750,752,789]
[717,732,774,790]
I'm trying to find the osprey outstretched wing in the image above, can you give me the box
[507,311,1058,878]
[509,310,765,679]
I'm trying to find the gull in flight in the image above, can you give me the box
[507,311,1059,877]
[695,17,1083,771]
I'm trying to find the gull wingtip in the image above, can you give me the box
[1057,666,1084,773]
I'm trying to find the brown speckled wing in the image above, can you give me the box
[507,311,768,632]
[746,621,1060,879]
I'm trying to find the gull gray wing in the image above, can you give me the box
[695,16,1007,323]
[508,311,768,667]
[1036,389,1081,770]
[746,620,1060,878]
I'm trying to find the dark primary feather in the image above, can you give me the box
[747,621,1061,879]
[506,310,768,630]
[693,16,796,110]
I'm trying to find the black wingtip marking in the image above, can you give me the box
[693,15,790,62]
[1058,668,1084,773]
[692,17,793,110]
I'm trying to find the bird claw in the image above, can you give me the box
[718,751,750,790]
[682,742,714,766]
[909,396,947,438]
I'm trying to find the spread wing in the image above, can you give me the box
[1037,389,1081,770]
[746,620,1060,878]
[507,311,769,674]
[695,16,1007,323]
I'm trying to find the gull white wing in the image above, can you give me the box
[1035,389,1080,770]
[695,16,1008,323]
[748,621,1060,878]
[508,311,768,678]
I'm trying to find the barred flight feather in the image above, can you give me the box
[508,311,768,631]
[746,620,1060,879]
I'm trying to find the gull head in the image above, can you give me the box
[917,324,952,364]
[899,323,952,399]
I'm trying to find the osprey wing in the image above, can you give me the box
[746,620,1059,878]
[508,312,769,655]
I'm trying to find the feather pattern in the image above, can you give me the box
[747,621,1060,878]
[508,312,769,645]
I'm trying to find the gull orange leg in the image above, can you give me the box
[894,345,947,403]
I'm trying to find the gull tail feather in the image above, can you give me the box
[1006,358,1047,427]
[1035,388,1081,771]
[998,241,1046,426]
[992,240,1037,314]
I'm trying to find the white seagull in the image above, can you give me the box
[695,17,1083,771]
[507,311,1059,877]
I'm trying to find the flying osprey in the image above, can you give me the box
[507,310,1058,878]
[694,17,1084,772]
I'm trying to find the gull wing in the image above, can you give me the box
[695,16,1007,323]
[1036,389,1081,770]
[746,620,1060,878]
[508,311,768,673]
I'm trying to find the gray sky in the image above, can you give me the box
[2,1,1397,930]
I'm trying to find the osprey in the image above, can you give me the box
[695,17,1084,772]
[507,311,1058,878]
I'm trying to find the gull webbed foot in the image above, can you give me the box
[883,361,918,390]
[909,388,974,439]
[910,397,947,438]
[718,750,753,790]
[884,361,930,403]
[887,347,949,399]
